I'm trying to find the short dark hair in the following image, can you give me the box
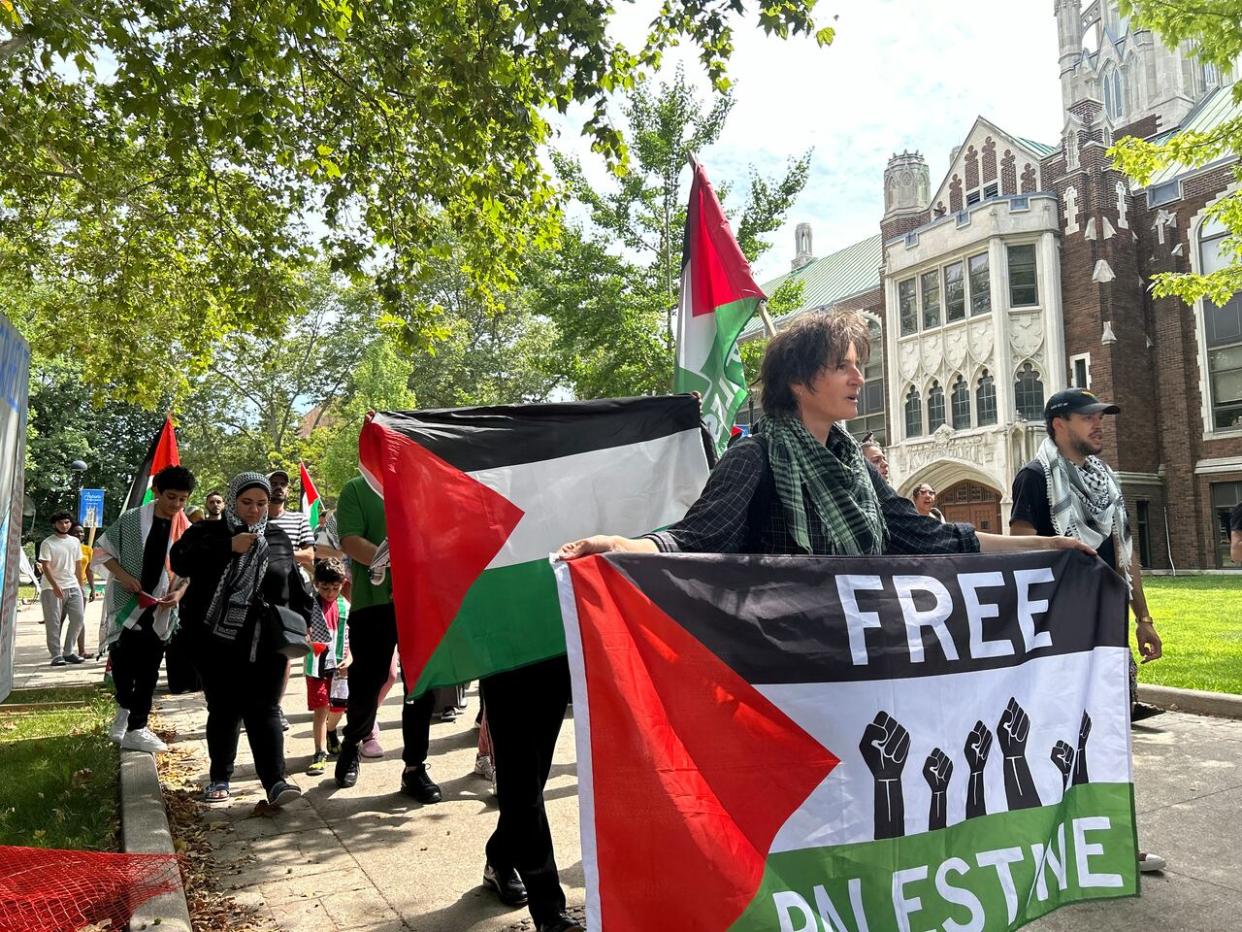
[760,311,872,417]
[313,558,347,584]
[205,490,224,500]
[152,465,196,494]
[51,511,72,524]
[1045,415,1057,439]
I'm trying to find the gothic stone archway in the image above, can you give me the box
[937,480,1002,533]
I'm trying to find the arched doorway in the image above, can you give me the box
[937,480,1002,533]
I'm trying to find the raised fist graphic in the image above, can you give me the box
[859,711,909,839]
[922,748,953,831]
[997,698,1041,811]
[963,720,992,820]
[1073,710,1091,786]
[1051,740,1076,791]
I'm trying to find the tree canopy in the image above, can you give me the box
[1112,0,1242,307]
[1,0,832,402]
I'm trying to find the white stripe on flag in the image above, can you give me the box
[555,558,603,930]
[469,428,708,570]
[761,648,1132,853]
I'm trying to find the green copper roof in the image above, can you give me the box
[1014,135,1058,158]
[1145,83,1240,187]
[742,233,883,339]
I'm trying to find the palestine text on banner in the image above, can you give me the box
[359,395,711,696]
[556,549,1138,931]
[675,159,765,456]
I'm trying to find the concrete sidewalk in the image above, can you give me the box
[154,668,1242,932]
[155,679,583,932]
[11,600,1239,931]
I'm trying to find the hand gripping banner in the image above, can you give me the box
[555,550,1138,931]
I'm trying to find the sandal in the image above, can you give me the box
[203,781,231,803]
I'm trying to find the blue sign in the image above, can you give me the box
[79,488,105,529]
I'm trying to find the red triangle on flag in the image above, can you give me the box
[360,417,524,691]
[567,556,838,930]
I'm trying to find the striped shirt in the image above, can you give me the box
[270,509,314,550]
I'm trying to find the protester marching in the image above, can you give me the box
[7,146,1210,932]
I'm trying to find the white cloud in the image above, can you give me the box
[549,0,1063,283]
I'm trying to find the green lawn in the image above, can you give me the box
[1135,576,1242,695]
[0,684,119,850]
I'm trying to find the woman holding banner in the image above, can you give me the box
[560,311,1094,562]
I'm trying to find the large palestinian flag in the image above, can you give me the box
[556,549,1138,931]
[674,159,765,456]
[358,395,711,695]
[124,415,180,510]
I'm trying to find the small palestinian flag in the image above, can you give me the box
[674,158,765,457]
[124,415,180,510]
[299,462,321,533]
[359,395,711,695]
[556,549,1138,931]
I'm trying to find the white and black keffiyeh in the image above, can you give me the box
[203,472,271,643]
[1036,436,1132,590]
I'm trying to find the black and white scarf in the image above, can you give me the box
[1036,436,1132,590]
[203,472,271,643]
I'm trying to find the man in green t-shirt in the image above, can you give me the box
[332,474,439,802]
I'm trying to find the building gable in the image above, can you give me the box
[929,117,1056,217]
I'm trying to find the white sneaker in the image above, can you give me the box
[121,727,168,753]
[108,708,130,743]
[1139,852,1167,872]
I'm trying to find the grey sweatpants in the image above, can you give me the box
[41,587,85,659]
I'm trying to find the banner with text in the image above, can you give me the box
[556,549,1137,931]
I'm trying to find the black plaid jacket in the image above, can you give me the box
[647,435,980,556]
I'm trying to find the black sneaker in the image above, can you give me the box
[267,780,302,807]
[50,656,67,666]
[326,729,341,757]
[399,764,442,803]
[482,863,528,907]
[334,741,360,788]
[63,654,86,664]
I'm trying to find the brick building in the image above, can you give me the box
[749,1,1240,568]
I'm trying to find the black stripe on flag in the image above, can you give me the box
[373,395,708,473]
[604,549,1128,684]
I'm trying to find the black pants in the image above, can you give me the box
[481,655,571,926]
[196,645,287,790]
[110,621,165,732]
[342,602,434,767]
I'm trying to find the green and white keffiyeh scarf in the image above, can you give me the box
[92,502,188,648]
[1036,436,1133,590]
[756,416,888,555]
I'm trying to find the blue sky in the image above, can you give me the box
[554,0,1066,282]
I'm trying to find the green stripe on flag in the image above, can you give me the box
[412,558,564,694]
[676,294,760,455]
[730,783,1138,932]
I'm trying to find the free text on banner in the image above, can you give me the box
[556,549,1138,931]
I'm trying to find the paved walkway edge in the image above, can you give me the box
[120,749,192,932]
[1139,683,1242,719]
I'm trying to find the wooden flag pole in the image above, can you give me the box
[758,302,778,338]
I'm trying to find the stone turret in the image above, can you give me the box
[883,151,930,220]
[791,223,814,271]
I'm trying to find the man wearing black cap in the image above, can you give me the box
[268,469,315,570]
[1009,387,1166,872]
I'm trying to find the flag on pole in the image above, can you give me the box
[675,158,766,456]
[556,549,1138,931]
[124,415,180,510]
[299,462,322,533]
[358,396,711,696]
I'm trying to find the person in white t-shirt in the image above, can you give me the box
[38,511,86,665]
